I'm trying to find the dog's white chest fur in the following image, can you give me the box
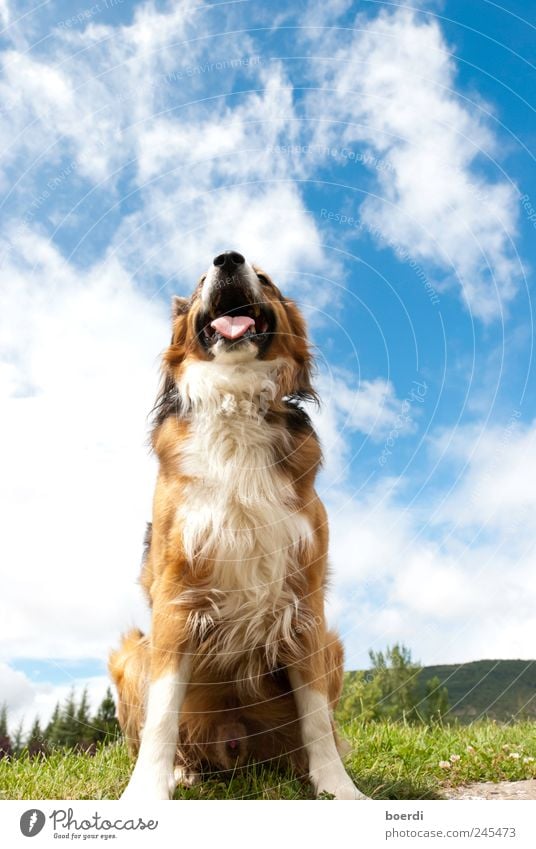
[175,359,312,663]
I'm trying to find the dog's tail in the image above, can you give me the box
[108,627,146,685]
[108,628,148,754]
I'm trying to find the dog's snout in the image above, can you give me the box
[213,250,245,272]
[201,250,264,341]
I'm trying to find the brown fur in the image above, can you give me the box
[110,626,345,777]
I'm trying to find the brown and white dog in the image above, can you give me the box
[109,251,366,800]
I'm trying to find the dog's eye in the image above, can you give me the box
[257,274,269,285]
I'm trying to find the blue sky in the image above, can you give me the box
[0,0,535,727]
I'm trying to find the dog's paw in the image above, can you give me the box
[120,783,170,801]
[314,768,369,800]
[174,765,201,788]
[120,769,174,801]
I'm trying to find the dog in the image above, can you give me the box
[109,250,366,799]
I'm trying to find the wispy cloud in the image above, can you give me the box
[327,417,536,667]
[312,370,415,484]
[0,227,158,660]
[304,7,523,321]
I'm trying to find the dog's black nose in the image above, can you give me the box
[213,251,245,272]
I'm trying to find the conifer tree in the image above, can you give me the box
[91,688,119,744]
[59,689,80,748]
[76,688,93,748]
[12,720,24,756]
[0,703,8,737]
[0,703,12,758]
[27,717,47,757]
[45,702,61,746]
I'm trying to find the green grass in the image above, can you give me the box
[1,720,535,800]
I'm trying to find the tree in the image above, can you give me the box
[337,644,423,724]
[91,688,119,744]
[0,703,12,759]
[27,717,47,758]
[423,675,449,724]
[2,688,120,756]
[75,688,94,751]
[337,671,383,724]
[41,689,119,751]
[0,703,8,737]
[59,690,81,748]
[12,720,24,756]
[336,644,453,726]
[45,702,61,746]
[368,644,421,722]
[76,689,91,730]
[47,690,80,748]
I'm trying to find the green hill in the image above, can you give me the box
[416,659,536,723]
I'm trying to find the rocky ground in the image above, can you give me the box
[443,779,536,800]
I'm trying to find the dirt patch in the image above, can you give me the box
[443,779,536,800]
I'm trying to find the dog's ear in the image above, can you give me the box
[164,295,190,362]
[293,352,318,405]
[284,300,319,405]
[172,295,189,318]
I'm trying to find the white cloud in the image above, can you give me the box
[0,663,111,736]
[0,1,206,185]
[0,226,162,661]
[0,662,34,715]
[312,371,414,483]
[0,3,522,316]
[305,7,522,321]
[115,62,339,291]
[136,63,296,185]
[326,480,410,586]
[0,0,9,28]
[327,420,536,667]
[429,417,536,533]
[113,182,334,295]
[302,0,354,29]
[0,9,339,291]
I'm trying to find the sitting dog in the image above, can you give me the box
[109,251,366,799]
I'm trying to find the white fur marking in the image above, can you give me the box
[201,259,262,310]
[121,658,191,801]
[175,358,313,678]
[289,669,368,800]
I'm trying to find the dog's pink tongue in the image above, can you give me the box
[210,315,255,340]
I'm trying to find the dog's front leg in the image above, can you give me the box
[289,630,368,800]
[121,594,191,801]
